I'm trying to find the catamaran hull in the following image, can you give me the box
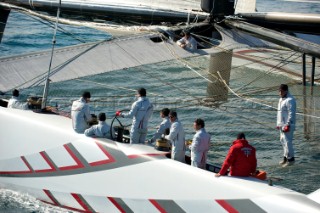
[0,0,207,23]
[0,107,320,212]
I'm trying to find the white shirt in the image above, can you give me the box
[165,119,185,151]
[189,128,211,162]
[7,96,28,110]
[85,121,110,138]
[177,36,197,51]
[71,97,92,133]
[277,92,296,128]
[122,97,153,130]
[151,117,171,142]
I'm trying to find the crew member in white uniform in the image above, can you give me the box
[189,118,211,169]
[149,108,171,143]
[71,91,92,134]
[7,89,29,110]
[277,84,296,167]
[165,111,186,163]
[85,112,110,138]
[176,31,197,51]
[117,88,153,144]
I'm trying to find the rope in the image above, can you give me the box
[157,31,320,120]
[112,39,205,104]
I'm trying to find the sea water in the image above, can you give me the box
[0,0,320,212]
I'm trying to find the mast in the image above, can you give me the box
[41,0,62,109]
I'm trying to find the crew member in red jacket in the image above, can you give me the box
[215,133,257,177]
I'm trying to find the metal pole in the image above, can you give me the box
[302,53,306,86]
[41,0,62,109]
[311,57,315,87]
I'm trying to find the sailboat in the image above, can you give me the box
[0,0,320,212]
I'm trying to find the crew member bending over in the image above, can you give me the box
[149,108,171,143]
[215,133,256,177]
[7,89,29,110]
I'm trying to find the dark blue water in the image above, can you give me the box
[1,0,320,212]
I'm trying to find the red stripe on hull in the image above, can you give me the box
[150,199,167,213]
[0,156,32,174]
[35,151,57,173]
[89,142,116,166]
[108,197,126,213]
[59,144,85,170]
[216,200,239,213]
[71,193,91,212]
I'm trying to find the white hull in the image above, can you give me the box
[0,107,320,212]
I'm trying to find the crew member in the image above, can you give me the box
[7,89,29,110]
[85,112,110,138]
[149,108,171,143]
[189,118,211,169]
[71,91,92,133]
[165,111,186,163]
[215,133,256,177]
[116,88,153,144]
[277,84,296,167]
[176,31,197,51]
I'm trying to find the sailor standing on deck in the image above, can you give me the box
[165,111,186,163]
[277,84,296,167]
[7,89,29,110]
[117,88,153,144]
[71,91,92,134]
[189,118,211,169]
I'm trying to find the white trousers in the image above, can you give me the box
[191,152,207,169]
[280,129,295,158]
[130,128,147,144]
[172,150,185,163]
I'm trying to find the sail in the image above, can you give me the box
[0,28,276,93]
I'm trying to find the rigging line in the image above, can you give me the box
[20,11,87,43]
[234,51,301,93]
[8,38,108,91]
[160,33,320,120]
[73,78,163,97]
[163,31,278,85]
[184,64,213,83]
[189,37,296,85]
[159,38,266,111]
[30,39,108,88]
[160,35,220,83]
[217,71,320,119]
[4,2,129,34]
[41,0,61,108]
[112,39,204,103]
[231,49,297,73]
[214,28,310,87]
[218,105,277,131]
